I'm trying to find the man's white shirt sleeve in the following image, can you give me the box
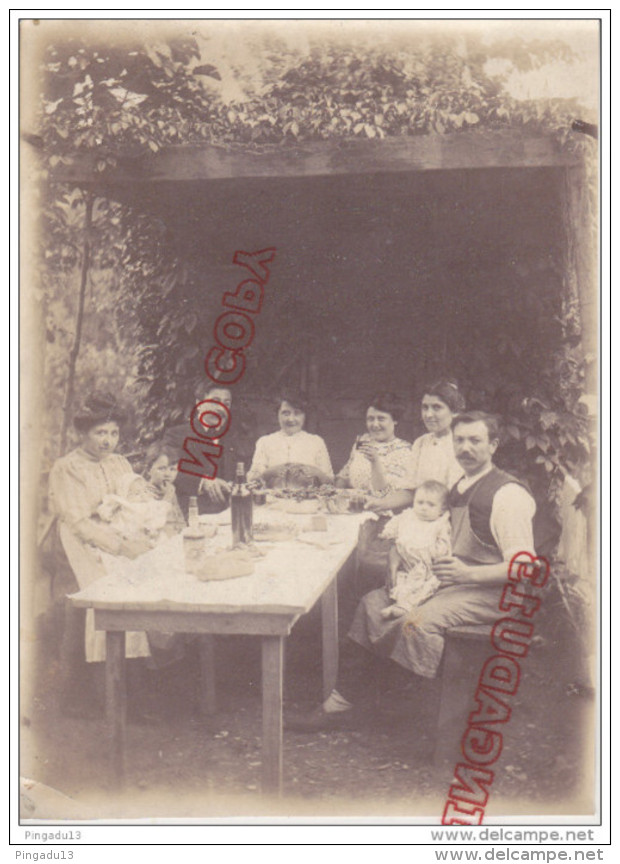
[490,483,536,561]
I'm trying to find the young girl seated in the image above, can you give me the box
[143,443,186,536]
[379,479,451,619]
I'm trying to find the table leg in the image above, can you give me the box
[105,631,126,788]
[321,577,339,702]
[261,635,283,795]
[198,634,217,715]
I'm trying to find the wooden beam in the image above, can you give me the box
[50,129,578,186]
[94,608,295,636]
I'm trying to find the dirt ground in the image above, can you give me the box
[20,580,596,822]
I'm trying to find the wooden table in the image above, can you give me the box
[70,510,365,795]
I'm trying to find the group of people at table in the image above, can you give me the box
[48,379,537,730]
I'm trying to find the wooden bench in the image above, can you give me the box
[434,624,495,767]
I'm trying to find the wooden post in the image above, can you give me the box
[59,191,94,455]
[105,630,127,788]
[261,636,284,795]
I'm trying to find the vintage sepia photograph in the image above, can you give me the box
[18,15,601,827]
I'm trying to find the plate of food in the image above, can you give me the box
[269,497,322,514]
[261,463,333,490]
[266,482,346,514]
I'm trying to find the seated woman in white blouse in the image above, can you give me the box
[248,393,334,487]
[336,392,414,499]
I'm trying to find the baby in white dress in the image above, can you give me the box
[380,480,451,619]
[97,473,170,544]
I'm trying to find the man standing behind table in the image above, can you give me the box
[288,411,537,730]
[163,385,252,517]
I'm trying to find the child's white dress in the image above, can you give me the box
[381,509,451,610]
[96,473,171,542]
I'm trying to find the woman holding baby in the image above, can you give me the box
[48,393,155,570]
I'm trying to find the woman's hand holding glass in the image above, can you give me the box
[348,489,367,512]
[357,441,381,464]
[364,495,387,512]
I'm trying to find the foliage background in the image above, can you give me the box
[27,20,597,547]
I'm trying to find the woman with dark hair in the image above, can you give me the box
[338,384,465,596]
[48,392,151,662]
[248,392,333,486]
[336,392,413,498]
[336,393,414,593]
[408,379,465,489]
[354,380,466,515]
[49,392,152,560]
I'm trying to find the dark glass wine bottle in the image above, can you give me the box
[231,462,253,546]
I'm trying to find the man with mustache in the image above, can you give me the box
[288,411,537,730]
[374,410,537,679]
[429,410,537,592]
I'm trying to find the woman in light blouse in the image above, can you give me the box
[336,392,414,497]
[49,393,151,563]
[337,385,464,595]
[409,379,465,488]
[48,392,152,663]
[248,392,333,486]
[365,380,465,513]
[336,392,414,593]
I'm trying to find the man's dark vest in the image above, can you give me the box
[448,467,530,549]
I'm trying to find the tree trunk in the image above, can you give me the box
[561,163,597,579]
[562,164,597,390]
[59,191,95,455]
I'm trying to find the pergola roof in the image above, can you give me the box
[42,124,593,428]
[47,127,580,272]
[52,128,578,188]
